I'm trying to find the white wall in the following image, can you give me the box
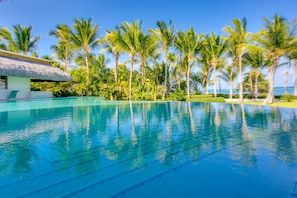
[31,91,53,98]
[0,90,10,100]
[7,76,30,99]
[7,76,30,91]
[0,76,53,100]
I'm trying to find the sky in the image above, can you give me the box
[0,0,297,88]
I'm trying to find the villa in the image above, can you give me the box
[0,50,71,100]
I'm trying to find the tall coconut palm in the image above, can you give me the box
[197,64,211,94]
[288,48,297,96]
[137,32,156,87]
[175,27,204,98]
[258,15,297,104]
[103,28,123,84]
[70,18,100,96]
[198,48,212,94]
[243,49,271,100]
[225,41,238,99]
[148,47,163,98]
[220,65,238,98]
[203,33,227,97]
[287,34,297,96]
[171,53,185,90]
[223,18,253,102]
[116,21,142,100]
[50,24,76,72]
[0,24,40,54]
[149,21,175,94]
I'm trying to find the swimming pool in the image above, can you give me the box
[0,97,296,197]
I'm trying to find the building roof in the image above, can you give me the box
[0,50,72,81]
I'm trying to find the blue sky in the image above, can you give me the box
[1,0,297,87]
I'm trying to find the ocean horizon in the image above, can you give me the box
[208,86,296,96]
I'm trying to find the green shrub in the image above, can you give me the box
[190,94,214,99]
[280,94,296,102]
[167,89,186,101]
[187,96,225,103]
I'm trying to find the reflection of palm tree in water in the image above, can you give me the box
[84,106,91,150]
[187,101,196,135]
[237,104,257,167]
[214,104,221,131]
[14,143,37,174]
[241,104,249,140]
[273,107,297,164]
[130,101,137,143]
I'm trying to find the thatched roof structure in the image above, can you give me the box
[0,50,72,81]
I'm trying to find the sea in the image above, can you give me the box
[209,86,295,96]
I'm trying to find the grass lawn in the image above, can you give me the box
[226,100,297,108]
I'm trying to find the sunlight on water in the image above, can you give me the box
[0,98,296,197]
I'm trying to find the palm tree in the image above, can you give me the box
[149,21,175,94]
[199,50,212,94]
[149,47,163,99]
[171,53,185,90]
[258,15,297,104]
[223,18,253,102]
[190,73,203,93]
[220,65,238,99]
[175,27,204,98]
[103,28,123,84]
[137,32,156,87]
[116,21,142,100]
[70,18,100,96]
[50,24,76,72]
[197,64,211,94]
[203,33,227,97]
[225,41,238,99]
[288,49,297,96]
[0,24,40,54]
[243,50,271,100]
[287,34,297,96]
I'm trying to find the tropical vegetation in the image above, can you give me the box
[1,14,297,103]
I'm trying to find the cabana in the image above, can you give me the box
[0,50,71,100]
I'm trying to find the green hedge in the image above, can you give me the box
[280,94,296,102]
[189,94,214,99]
[187,96,225,103]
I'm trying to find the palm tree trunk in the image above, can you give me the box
[129,54,134,101]
[187,58,191,98]
[114,53,119,100]
[264,61,277,104]
[164,50,168,95]
[293,60,297,96]
[284,60,290,94]
[65,48,68,72]
[178,53,182,90]
[206,76,209,95]
[238,55,243,103]
[249,71,253,99]
[255,71,259,101]
[213,63,217,98]
[154,59,159,100]
[218,70,221,94]
[85,52,89,96]
[229,69,233,99]
[141,59,145,86]
[115,53,119,84]
[229,80,233,99]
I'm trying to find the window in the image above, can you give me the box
[0,76,7,90]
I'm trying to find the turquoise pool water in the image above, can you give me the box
[0,97,297,197]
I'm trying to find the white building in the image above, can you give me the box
[0,50,71,100]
